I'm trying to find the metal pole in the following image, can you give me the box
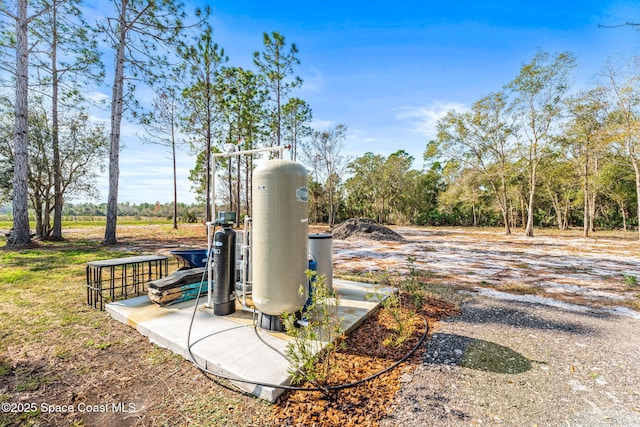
[206,158,217,308]
[206,221,213,308]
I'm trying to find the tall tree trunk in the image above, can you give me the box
[10,0,31,247]
[172,126,178,229]
[618,200,627,231]
[590,157,600,233]
[227,156,232,213]
[525,164,537,237]
[248,129,253,215]
[103,0,128,245]
[44,196,52,237]
[276,84,281,147]
[562,195,571,230]
[51,1,63,240]
[204,82,212,223]
[34,196,43,238]
[549,190,563,230]
[632,156,640,241]
[587,193,595,232]
[236,142,241,219]
[583,156,589,238]
[497,175,511,234]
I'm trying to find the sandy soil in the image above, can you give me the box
[333,227,640,312]
[330,226,640,426]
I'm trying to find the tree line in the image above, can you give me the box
[1,1,638,245]
[307,51,640,238]
[0,0,321,245]
[311,51,640,238]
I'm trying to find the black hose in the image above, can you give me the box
[185,233,429,393]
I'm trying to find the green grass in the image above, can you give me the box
[0,217,173,229]
[0,360,11,376]
[623,273,638,289]
[0,224,272,427]
[15,367,60,392]
[0,234,137,355]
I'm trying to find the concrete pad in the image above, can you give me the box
[106,279,390,402]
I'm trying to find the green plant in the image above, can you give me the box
[380,291,416,348]
[84,339,112,350]
[282,270,345,389]
[15,368,59,392]
[367,258,422,348]
[623,273,638,289]
[403,256,425,309]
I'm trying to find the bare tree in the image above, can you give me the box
[141,86,184,229]
[301,124,349,226]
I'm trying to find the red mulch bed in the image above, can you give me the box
[270,296,460,426]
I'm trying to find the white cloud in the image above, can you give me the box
[395,101,468,140]
[85,90,110,104]
[310,119,336,129]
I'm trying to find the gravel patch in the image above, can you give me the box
[381,296,640,426]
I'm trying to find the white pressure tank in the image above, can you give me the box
[252,159,309,317]
[309,233,333,290]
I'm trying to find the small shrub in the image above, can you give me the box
[380,291,417,348]
[623,273,638,289]
[283,271,345,388]
[368,257,425,348]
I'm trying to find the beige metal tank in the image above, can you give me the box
[252,159,309,316]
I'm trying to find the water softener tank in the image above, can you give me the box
[213,222,236,315]
[252,159,309,325]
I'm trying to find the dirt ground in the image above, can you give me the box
[381,296,640,426]
[2,224,640,426]
[330,226,640,426]
[332,226,640,313]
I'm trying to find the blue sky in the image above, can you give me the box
[86,0,640,204]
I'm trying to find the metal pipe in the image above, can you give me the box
[211,145,288,159]
[205,221,214,308]
[241,216,252,306]
[210,145,286,233]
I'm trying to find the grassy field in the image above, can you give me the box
[0,224,272,427]
[0,218,175,230]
